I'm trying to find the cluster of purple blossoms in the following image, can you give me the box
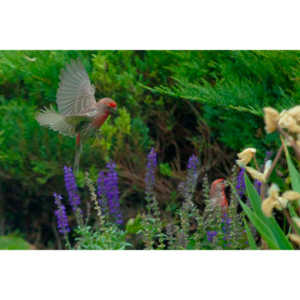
[63,166,81,212]
[206,231,218,242]
[236,167,261,197]
[254,179,262,195]
[187,154,199,171]
[145,148,157,197]
[221,213,232,246]
[236,167,246,197]
[187,154,200,188]
[178,154,200,199]
[206,214,232,246]
[97,162,123,225]
[53,193,70,235]
[97,171,106,208]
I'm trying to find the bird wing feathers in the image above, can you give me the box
[56,59,97,115]
[36,106,76,137]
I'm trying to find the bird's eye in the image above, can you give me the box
[108,102,117,108]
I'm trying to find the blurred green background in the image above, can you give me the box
[1,50,300,249]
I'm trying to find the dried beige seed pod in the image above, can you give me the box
[263,107,279,133]
[286,106,300,122]
[274,197,288,209]
[236,148,256,167]
[268,184,280,197]
[288,233,300,247]
[281,190,300,201]
[245,167,266,183]
[279,111,300,133]
[262,197,277,217]
[261,184,279,217]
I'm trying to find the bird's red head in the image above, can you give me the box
[98,97,117,114]
[210,178,228,208]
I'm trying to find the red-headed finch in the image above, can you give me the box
[36,59,117,172]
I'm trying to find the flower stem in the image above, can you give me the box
[277,126,300,160]
[260,144,283,200]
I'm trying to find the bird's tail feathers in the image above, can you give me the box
[36,106,75,137]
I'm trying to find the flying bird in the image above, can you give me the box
[36,59,117,172]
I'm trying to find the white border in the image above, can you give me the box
[1,1,300,49]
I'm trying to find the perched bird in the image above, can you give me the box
[209,178,228,210]
[36,59,117,172]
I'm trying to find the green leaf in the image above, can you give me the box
[126,215,143,235]
[285,146,300,193]
[159,163,172,177]
[244,174,265,219]
[243,217,258,250]
[239,200,279,249]
[288,204,300,236]
[243,174,293,249]
[0,235,32,250]
[267,217,294,249]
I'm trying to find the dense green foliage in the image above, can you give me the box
[147,51,300,151]
[1,50,300,249]
[0,234,32,250]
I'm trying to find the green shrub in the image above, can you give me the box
[2,50,300,249]
[147,51,300,153]
[0,234,32,250]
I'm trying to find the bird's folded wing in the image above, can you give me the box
[36,107,76,137]
[56,59,97,115]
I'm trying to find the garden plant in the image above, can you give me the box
[1,50,300,249]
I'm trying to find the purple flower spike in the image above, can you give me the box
[53,193,70,235]
[187,154,200,186]
[236,168,246,198]
[207,231,218,243]
[187,154,199,171]
[221,213,232,242]
[254,179,262,195]
[63,166,81,212]
[97,163,123,225]
[105,162,123,224]
[178,154,200,199]
[145,148,157,196]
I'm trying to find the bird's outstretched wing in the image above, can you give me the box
[56,59,97,115]
[36,106,76,137]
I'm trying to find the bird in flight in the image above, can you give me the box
[36,59,117,172]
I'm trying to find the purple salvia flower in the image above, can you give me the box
[222,213,232,227]
[178,154,200,200]
[105,162,123,224]
[145,148,157,197]
[187,154,199,171]
[254,179,262,195]
[221,213,232,243]
[206,231,218,243]
[236,167,246,198]
[63,166,81,212]
[97,163,123,225]
[187,154,200,187]
[53,193,70,235]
